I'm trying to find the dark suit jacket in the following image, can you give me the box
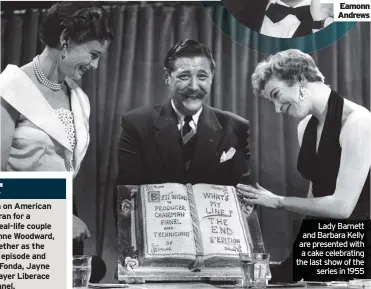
[224,0,269,33]
[116,99,251,187]
[224,0,314,37]
[73,201,84,255]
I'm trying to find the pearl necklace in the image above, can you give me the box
[33,56,64,91]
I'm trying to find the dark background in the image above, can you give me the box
[1,1,370,283]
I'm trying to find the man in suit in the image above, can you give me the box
[114,40,259,281]
[116,39,251,189]
[224,0,334,38]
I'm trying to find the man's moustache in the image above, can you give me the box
[181,91,205,99]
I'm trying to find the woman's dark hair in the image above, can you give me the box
[39,2,115,48]
[164,39,216,73]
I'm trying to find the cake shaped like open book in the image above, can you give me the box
[134,183,253,271]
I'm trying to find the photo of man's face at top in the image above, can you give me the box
[224,0,334,38]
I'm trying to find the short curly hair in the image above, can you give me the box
[164,39,216,73]
[39,2,115,48]
[251,49,325,97]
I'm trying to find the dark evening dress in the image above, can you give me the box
[270,90,370,283]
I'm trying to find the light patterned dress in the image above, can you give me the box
[1,64,90,177]
[55,108,76,171]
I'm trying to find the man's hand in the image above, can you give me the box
[310,0,334,22]
[73,215,91,242]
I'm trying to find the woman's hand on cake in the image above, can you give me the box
[236,183,284,209]
[73,215,91,241]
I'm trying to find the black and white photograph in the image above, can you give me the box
[223,0,335,38]
[0,1,370,288]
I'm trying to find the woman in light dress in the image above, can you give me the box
[0,2,115,257]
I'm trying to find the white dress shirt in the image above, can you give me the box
[260,0,312,38]
[171,99,203,133]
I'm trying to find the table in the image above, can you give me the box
[89,283,356,289]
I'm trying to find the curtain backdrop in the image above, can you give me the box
[1,2,370,283]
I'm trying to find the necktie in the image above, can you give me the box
[265,3,312,23]
[181,115,195,145]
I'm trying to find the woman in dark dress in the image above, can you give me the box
[238,49,371,282]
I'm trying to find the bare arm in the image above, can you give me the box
[279,113,371,218]
[1,98,18,170]
[238,113,370,218]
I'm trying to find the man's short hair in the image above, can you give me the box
[164,39,216,73]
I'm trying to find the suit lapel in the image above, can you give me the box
[258,1,313,37]
[293,12,313,37]
[257,0,270,31]
[0,65,72,152]
[293,22,313,37]
[189,105,223,181]
[154,100,185,181]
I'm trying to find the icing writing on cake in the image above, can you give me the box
[143,184,196,257]
[193,184,248,255]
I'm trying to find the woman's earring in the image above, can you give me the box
[61,42,68,59]
[299,82,306,102]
